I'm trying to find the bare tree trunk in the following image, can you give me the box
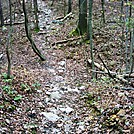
[6,0,12,78]
[101,0,105,24]
[67,0,72,14]
[22,0,46,61]
[0,0,4,26]
[88,0,95,78]
[78,0,87,35]
[33,0,39,30]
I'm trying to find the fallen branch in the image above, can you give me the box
[4,22,24,25]
[88,59,134,87]
[123,73,134,78]
[51,36,81,46]
[60,12,73,22]
[114,86,134,90]
[88,59,115,75]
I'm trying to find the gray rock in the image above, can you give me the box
[58,61,66,66]
[40,112,60,122]
[59,106,74,114]
[67,87,80,93]
[50,91,61,100]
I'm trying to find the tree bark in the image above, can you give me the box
[78,0,87,35]
[0,0,4,26]
[22,0,46,61]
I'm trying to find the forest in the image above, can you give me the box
[0,0,134,133]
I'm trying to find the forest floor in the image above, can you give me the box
[0,0,134,133]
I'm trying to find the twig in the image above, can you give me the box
[60,12,73,22]
[114,86,134,90]
[4,22,25,25]
[88,59,134,87]
[98,54,115,79]
[51,36,81,46]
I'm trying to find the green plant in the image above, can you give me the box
[32,82,41,90]
[126,18,134,29]
[2,72,13,79]
[3,78,13,83]
[21,83,31,91]
[2,85,11,93]
[14,95,22,101]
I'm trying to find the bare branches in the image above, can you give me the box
[88,59,134,88]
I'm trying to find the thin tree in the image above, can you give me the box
[22,0,45,61]
[78,0,87,35]
[101,0,105,24]
[0,0,4,26]
[6,0,12,78]
[67,0,72,14]
[33,0,39,30]
[88,0,95,78]
[125,0,129,72]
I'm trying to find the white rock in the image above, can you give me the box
[67,87,80,93]
[45,97,50,103]
[79,86,86,90]
[46,91,51,95]
[78,125,85,130]
[58,61,65,66]
[49,107,58,114]
[52,86,59,91]
[50,91,61,100]
[54,76,64,82]
[59,106,74,114]
[47,68,55,73]
[40,112,60,122]
[0,54,3,59]
[64,124,71,132]
[38,102,44,107]
[24,124,38,129]
[5,119,10,124]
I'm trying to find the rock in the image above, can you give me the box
[0,54,3,59]
[52,128,60,133]
[38,102,44,107]
[49,107,58,114]
[50,91,61,100]
[64,124,71,132]
[47,68,56,73]
[59,106,74,114]
[54,76,64,82]
[67,87,80,93]
[5,119,10,124]
[45,97,50,103]
[40,112,60,122]
[58,61,66,66]
[78,86,86,90]
[24,124,38,129]
[46,91,51,95]
[52,86,59,91]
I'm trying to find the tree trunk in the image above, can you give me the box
[6,0,12,79]
[101,0,105,24]
[67,0,72,14]
[33,0,39,30]
[22,0,46,61]
[78,0,87,35]
[0,0,4,26]
[88,0,95,78]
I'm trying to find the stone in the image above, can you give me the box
[40,112,60,122]
[50,91,61,100]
